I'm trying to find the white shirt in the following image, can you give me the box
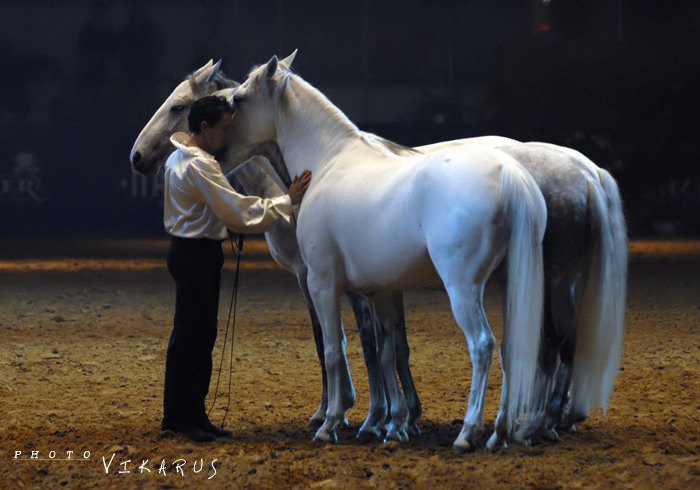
[163,132,293,240]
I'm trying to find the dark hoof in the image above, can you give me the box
[357,428,382,442]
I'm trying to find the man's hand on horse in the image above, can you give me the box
[288,170,312,205]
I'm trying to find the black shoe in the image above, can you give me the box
[199,419,234,440]
[178,425,216,443]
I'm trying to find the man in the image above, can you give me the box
[161,95,311,442]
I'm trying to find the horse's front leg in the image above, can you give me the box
[307,272,355,443]
[346,291,388,441]
[371,292,409,443]
[391,291,423,436]
[296,270,330,430]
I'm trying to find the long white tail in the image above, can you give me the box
[570,171,627,416]
[500,162,547,433]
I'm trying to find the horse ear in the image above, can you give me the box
[205,59,222,83]
[193,60,221,89]
[279,49,297,71]
[192,59,214,77]
[265,56,278,80]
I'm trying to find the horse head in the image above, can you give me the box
[130,59,237,175]
[229,51,297,153]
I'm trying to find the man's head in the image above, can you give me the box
[188,95,234,154]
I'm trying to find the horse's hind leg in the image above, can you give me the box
[392,292,423,437]
[553,339,590,433]
[547,339,575,431]
[514,278,568,443]
[545,279,582,433]
[346,291,388,441]
[437,281,495,453]
[428,230,501,453]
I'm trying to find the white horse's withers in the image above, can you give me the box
[228,53,547,450]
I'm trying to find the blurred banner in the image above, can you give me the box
[0,123,162,235]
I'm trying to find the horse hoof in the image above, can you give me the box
[406,423,421,438]
[557,421,577,433]
[540,428,559,442]
[452,438,477,455]
[356,428,381,442]
[384,423,408,442]
[512,434,531,447]
[485,432,506,452]
[385,435,408,444]
[313,429,337,444]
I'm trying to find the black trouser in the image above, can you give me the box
[162,235,223,431]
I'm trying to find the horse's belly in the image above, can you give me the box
[343,247,441,292]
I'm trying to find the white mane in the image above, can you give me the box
[257,64,418,158]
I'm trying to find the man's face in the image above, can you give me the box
[202,112,233,154]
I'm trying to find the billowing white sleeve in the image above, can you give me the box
[185,157,293,234]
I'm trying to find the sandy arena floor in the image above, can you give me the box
[1,237,698,488]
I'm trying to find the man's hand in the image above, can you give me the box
[288,169,312,205]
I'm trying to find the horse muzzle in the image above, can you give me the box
[130,152,159,176]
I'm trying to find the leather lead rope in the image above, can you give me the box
[208,233,244,429]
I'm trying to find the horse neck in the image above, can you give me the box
[275,77,359,177]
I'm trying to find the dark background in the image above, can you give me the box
[1,0,698,236]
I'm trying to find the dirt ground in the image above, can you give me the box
[1,237,698,489]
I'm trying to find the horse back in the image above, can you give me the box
[295,145,512,291]
[503,144,592,282]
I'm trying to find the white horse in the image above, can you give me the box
[130,60,421,437]
[228,53,548,451]
[230,133,627,447]
[415,138,627,439]
[131,58,626,449]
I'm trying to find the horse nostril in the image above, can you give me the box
[132,152,142,164]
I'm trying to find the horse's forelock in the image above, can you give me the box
[212,71,239,90]
[249,62,292,87]
[246,64,292,105]
[183,69,238,91]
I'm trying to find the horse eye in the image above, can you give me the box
[233,95,243,105]
[171,104,185,112]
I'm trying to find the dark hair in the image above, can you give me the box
[187,95,234,134]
